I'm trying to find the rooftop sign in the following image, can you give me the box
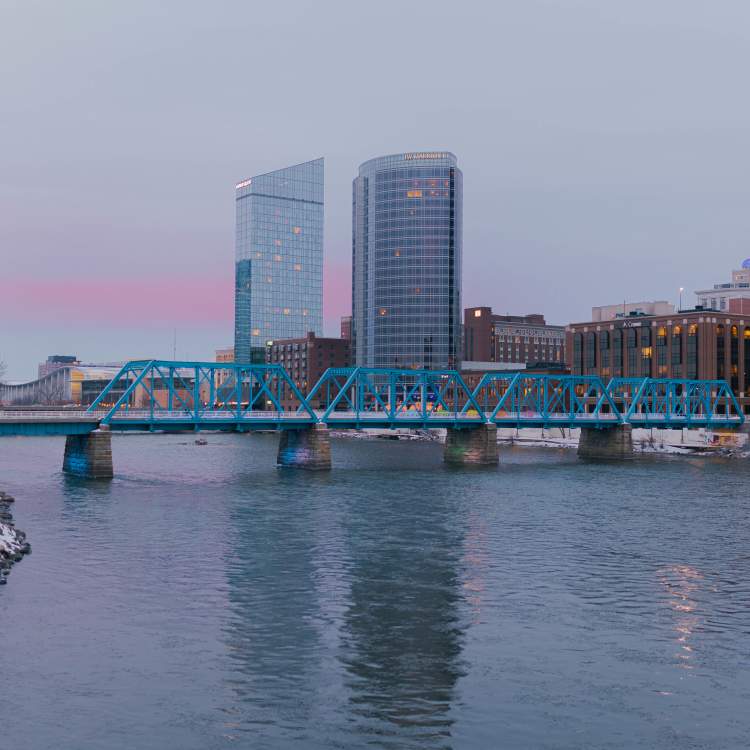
[403,152,449,161]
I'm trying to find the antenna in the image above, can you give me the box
[172,329,177,360]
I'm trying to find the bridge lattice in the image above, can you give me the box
[60,360,745,431]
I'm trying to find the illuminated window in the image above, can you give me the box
[474,310,482,317]
[302,309,308,316]
[406,190,422,198]
[274,254,282,262]
[294,263,302,271]
[283,308,290,315]
[292,226,301,234]
[266,276,272,283]
[415,287,421,294]
[394,250,401,257]
[379,308,388,316]
[251,328,260,336]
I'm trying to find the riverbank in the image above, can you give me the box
[329,425,749,456]
[0,491,30,584]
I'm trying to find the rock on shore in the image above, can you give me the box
[0,491,30,584]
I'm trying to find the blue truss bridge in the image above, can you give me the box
[0,360,743,476]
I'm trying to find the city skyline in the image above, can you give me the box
[3,1,750,379]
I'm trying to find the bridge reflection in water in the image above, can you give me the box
[0,360,744,477]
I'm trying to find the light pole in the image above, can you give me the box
[679,287,684,311]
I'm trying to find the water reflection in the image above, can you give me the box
[658,564,705,670]
[339,485,467,749]
[222,477,325,741]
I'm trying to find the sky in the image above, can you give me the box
[2,0,750,380]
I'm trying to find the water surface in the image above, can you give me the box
[1,433,749,749]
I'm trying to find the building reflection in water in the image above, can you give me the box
[221,480,326,741]
[338,488,468,748]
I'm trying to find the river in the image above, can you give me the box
[1,433,749,749]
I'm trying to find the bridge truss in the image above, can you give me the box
[80,361,744,431]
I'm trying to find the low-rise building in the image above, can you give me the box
[464,307,565,365]
[591,301,674,322]
[266,332,350,409]
[695,260,750,312]
[567,308,750,412]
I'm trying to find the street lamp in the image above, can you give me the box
[679,287,684,311]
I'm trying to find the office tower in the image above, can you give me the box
[234,158,324,363]
[352,152,462,369]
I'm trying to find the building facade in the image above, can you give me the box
[234,158,324,363]
[567,309,750,412]
[695,260,750,312]
[352,151,462,370]
[464,307,566,366]
[38,354,78,379]
[265,332,350,409]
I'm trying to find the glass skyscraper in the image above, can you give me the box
[352,152,462,369]
[234,158,324,363]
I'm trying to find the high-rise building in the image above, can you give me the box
[340,315,352,341]
[352,151,462,369]
[234,158,324,363]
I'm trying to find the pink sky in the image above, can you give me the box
[1,259,351,328]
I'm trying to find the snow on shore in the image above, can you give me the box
[0,492,29,584]
[330,426,748,456]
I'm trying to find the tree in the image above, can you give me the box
[0,357,6,384]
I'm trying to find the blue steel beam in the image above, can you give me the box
[78,361,746,431]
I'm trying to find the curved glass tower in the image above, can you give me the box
[234,158,324,363]
[352,152,462,369]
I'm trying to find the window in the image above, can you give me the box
[573,333,582,374]
[687,324,698,379]
[612,328,623,376]
[599,331,610,376]
[626,328,638,375]
[671,325,682,377]
[585,332,596,373]
[656,326,668,376]
[716,324,726,379]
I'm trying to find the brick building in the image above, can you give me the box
[464,307,565,365]
[567,308,750,413]
[266,332,350,409]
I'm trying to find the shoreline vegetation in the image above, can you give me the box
[0,491,30,585]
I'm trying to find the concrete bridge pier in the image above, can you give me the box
[277,425,331,470]
[444,424,499,466]
[578,425,634,460]
[63,426,114,479]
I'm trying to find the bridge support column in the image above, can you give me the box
[578,425,633,460]
[277,425,331,470]
[444,425,499,466]
[63,426,114,479]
